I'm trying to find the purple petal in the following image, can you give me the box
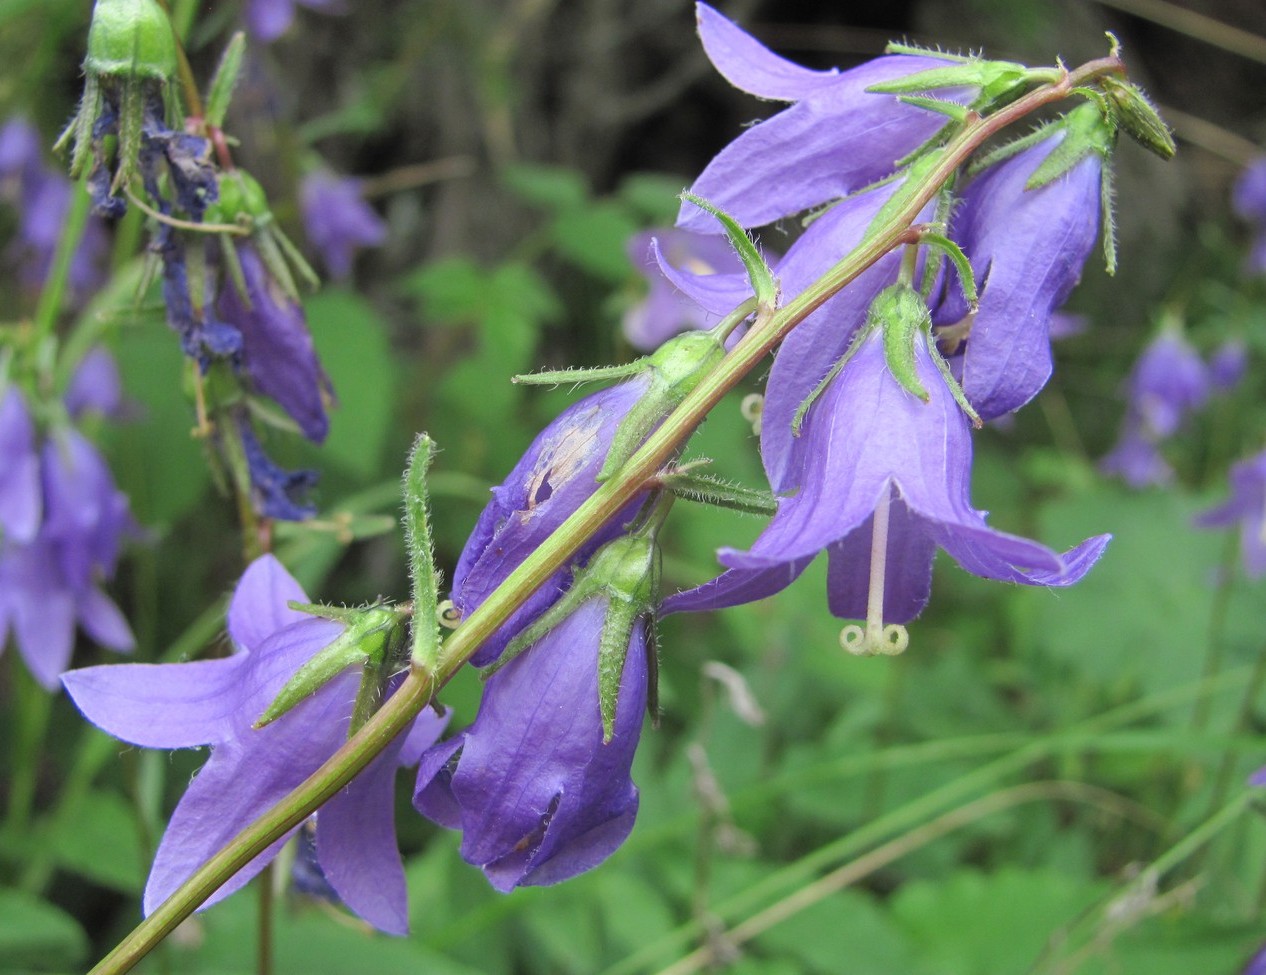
[76,585,136,652]
[246,0,296,40]
[661,557,813,615]
[227,553,313,652]
[0,387,42,543]
[824,496,937,623]
[648,234,755,317]
[300,173,386,280]
[62,656,247,748]
[64,347,126,420]
[678,56,967,232]
[695,3,842,101]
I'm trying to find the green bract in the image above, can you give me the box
[84,0,177,82]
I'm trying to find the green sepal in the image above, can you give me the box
[254,604,404,729]
[876,284,933,403]
[404,434,442,672]
[483,533,659,742]
[659,469,777,516]
[217,234,249,305]
[1025,103,1115,191]
[84,0,177,82]
[598,330,726,481]
[919,231,977,309]
[896,95,970,123]
[513,360,647,386]
[927,331,983,428]
[866,59,1028,104]
[55,74,102,179]
[205,32,245,130]
[1100,159,1118,276]
[1099,75,1175,161]
[679,192,777,310]
[883,42,970,63]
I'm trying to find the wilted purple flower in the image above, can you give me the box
[665,328,1109,626]
[1234,158,1266,274]
[1195,449,1266,577]
[1209,339,1248,393]
[415,594,647,891]
[0,368,135,689]
[932,132,1101,421]
[452,379,649,666]
[217,243,333,443]
[299,172,386,280]
[246,0,346,41]
[623,229,748,350]
[678,4,968,232]
[63,554,447,934]
[235,415,319,521]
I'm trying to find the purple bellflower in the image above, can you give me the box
[416,591,648,892]
[1209,339,1248,393]
[1194,449,1266,578]
[1100,329,1210,488]
[665,327,1109,641]
[451,379,651,666]
[246,0,346,42]
[63,554,447,934]
[623,228,749,351]
[300,172,386,280]
[216,242,334,443]
[678,4,969,233]
[0,357,136,689]
[932,132,1101,421]
[1233,158,1266,275]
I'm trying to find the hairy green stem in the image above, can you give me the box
[88,54,1125,975]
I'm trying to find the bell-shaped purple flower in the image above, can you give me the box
[62,554,447,934]
[64,346,130,421]
[1209,339,1248,393]
[932,133,1101,420]
[300,172,386,280]
[452,379,650,666]
[623,228,749,350]
[1099,426,1175,489]
[216,242,333,443]
[415,594,647,892]
[665,328,1109,630]
[1195,449,1266,577]
[246,0,346,41]
[678,4,968,232]
[0,386,42,544]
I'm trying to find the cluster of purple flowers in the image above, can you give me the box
[0,118,107,303]
[1,349,136,688]
[1100,329,1246,488]
[657,5,1109,634]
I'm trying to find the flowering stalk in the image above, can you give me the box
[87,51,1129,975]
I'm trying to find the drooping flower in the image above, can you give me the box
[664,327,1109,635]
[0,357,136,689]
[1233,157,1266,275]
[931,129,1102,421]
[62,554,447,934]
[1194,448,1266,577]
[299,172,386,280]
[1100,328,1210,488]
[233,413,320,521]
[415,584,648,892]
[677,4,970,233]
[246,0,346,41]
[216,243,334,444]
[451,378,650,666]
[623,228,749,350]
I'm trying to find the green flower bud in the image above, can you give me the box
[84,0,177,83]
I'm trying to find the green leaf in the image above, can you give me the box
[304,289,398,478]
[756,890,929,975]
[679,192,776,309]
[0,890,89,969]
[49,789,145,893]
[660,470,778,516]
[549,201,639,281]
[204,31,245,129]
[500,162,590,211]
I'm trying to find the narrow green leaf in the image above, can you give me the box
[205,31,245,129]
[897,94,970,123]
[879,285,931,403]
[679,192,776,308]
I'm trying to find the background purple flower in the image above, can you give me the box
[300,172,386,280]
[1195,449,1266,577]
[63,554,447,934]
[415,595,646,892]
[1233,158,1266,275]
[246,0,346,42]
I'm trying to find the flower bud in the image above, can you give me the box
[84,0,177,83]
